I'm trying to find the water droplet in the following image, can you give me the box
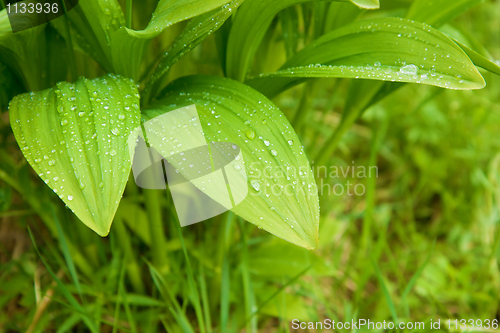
[271,150,278,156]
[67,195,74,201]
[263,140,270,146]
[245,130,256,140]
[288,140,294,146]
[110,150,117,157]
[250,180,260,192]
[399,64,419,75]
[48,160,56,166]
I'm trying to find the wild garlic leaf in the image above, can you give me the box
[143,0,244,101]
[9,75,141,236]
[144,75,319,249]
[225,0,380,82]
[110,0,234,80]
[246,17,485,98]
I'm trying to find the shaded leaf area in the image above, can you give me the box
[247,17,485,98]
[143,0,244,102]
[0,61,23,111]
[144,75,319,249]
[225,0,380,82]
[0,10,68,92]
[9,74,141,236]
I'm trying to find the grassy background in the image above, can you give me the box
[1,0,500,332]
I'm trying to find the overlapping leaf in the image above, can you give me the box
[9,74,141,236]
[110,0,234,80]
[144,75,319,249]
[143,0,244,102]
[225,0,380,81]
[246,17,485,98]
[0,9,68,92]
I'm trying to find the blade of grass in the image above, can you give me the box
[172,213,207,333]
[199,262,212,332]
[369,253,399,322]
[244,263,315,325]
[52,206,82,298]
[147,261,195,333]
[360,118,388,255]
[28,227,99,333]
[400,239,436,318]
[112,260,126,333]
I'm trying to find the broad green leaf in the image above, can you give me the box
[406,0,483,28]
[246,17,485,98]
[9,74,141,236]
[225,0,380,82]
[109,0,233,80]
[144,75,319,249]
[143,0,244,102]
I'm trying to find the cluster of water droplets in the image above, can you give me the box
[11,74,141,222]
[168,82,319,240]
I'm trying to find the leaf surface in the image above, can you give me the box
[225,0,380,81]
[144,75,319,249]
[246,17,485,98]
[9,75,141,236]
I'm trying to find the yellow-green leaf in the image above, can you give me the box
[144,75,319,249]
[9,74,141,236]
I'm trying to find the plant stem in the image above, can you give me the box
[126,0,133,29]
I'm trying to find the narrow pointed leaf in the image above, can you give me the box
[406,0,483,28]
[109,0,233,80]
[9,75,141,236]
[144,75,319,249]
[225,0,380,82]
[144,0,244,101]
[246,17,485,98]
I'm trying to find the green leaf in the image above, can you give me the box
[0,13,68,92]
[225,0,380,82]
[246,17,485,98]
[9,74,141,236]
[143,0,244,102]
[109,0,233,80]
[0,61,22,111]
[144,75,319,249]
[51,0,125,72]
[453,40,500,77]
[406,0,484,28]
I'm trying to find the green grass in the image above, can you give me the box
[1,0,500,332]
